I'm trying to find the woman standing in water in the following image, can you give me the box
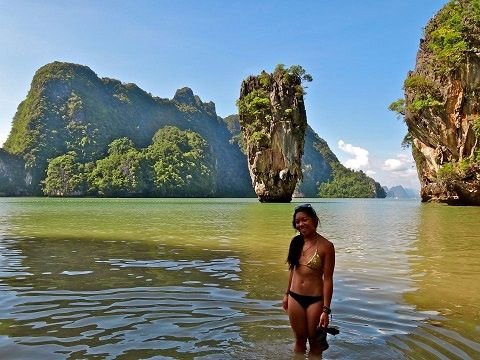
[282,204,335,355]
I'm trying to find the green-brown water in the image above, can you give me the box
[0,198,478,359]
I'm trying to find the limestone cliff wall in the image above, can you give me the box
[239,69,307,202]
[0,150,29,195]
[404,0,480,205]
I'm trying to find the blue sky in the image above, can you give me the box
[0,0,448,189]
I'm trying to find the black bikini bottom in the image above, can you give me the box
[288,290,323,310]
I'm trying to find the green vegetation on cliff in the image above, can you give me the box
[424,0,477,73]
[237,64,311,149]
[43,151,87,196]
[236,88,271,149]
[145,126,215,197]
[88,138,148,197]
[389,0,480,115]
[403,75,443,113]
[43,127,215,197]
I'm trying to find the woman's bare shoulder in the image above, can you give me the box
[318,235,335,252]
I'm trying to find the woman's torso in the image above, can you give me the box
[290,237,328,296]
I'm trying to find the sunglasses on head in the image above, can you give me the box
[294,203,312,211]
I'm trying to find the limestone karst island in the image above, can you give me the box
[390,0,480,205]
[238,66,310,202]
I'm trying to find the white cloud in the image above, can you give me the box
[338,140,369,170]
[383,154,414,172]
[384,158,410,171]
[376,153,420,190]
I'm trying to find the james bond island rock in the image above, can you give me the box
[391,0,480,205]
[238,65,311,202]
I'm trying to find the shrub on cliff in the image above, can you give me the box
[424,0,473,74]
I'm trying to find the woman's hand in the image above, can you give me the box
[282,294,288,312]
[319,311,329,328]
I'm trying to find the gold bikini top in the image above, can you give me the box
[301,241,322,270]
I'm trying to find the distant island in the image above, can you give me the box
[0,62,386,199]
[383,185,420,199]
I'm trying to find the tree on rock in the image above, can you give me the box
[43,151,86,196]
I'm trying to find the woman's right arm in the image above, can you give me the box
[282,269,293,311]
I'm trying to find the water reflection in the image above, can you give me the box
[397,204,480,359]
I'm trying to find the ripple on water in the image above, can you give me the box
[0,237,288,359]
[0,285,288,359]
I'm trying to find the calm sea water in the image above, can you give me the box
[0,198,478,359]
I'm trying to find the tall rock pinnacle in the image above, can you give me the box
[238,65,310,202]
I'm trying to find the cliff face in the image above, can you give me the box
[238,67,308,202]
[404,0,480,205]
[294,126,334,197]
[0,149,28,195]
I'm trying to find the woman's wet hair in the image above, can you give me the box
[286,204,320,269]
[286,234,303,270]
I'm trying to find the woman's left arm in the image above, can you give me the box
[282,269,293,311]
[320,242,335,327]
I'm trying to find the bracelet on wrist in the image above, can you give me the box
[322,306,331,314]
